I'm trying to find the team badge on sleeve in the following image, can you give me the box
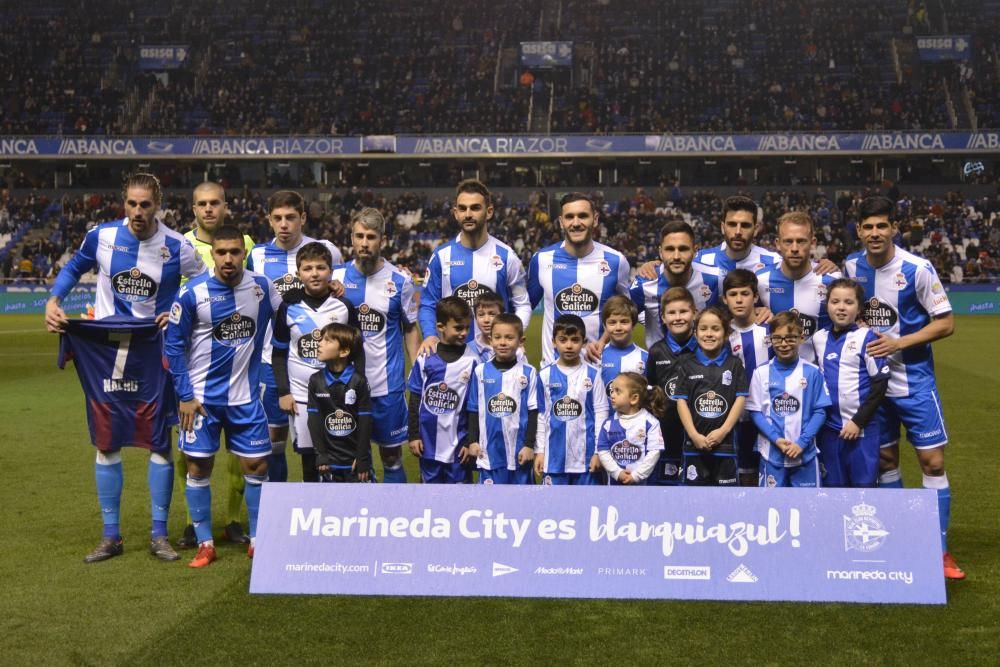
[168,302,182,325]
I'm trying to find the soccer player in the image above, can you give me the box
[247,190,343,484]
[629,220,721,348]
[843,196,962,579]
[417,179,531,356]
[693,195,783,276]
[722,269,773,486]
[528,192,631,364]
[177,181,255,548]
[535,314,609,485]
[675,306,748,486]
[272,242,358,482]
[307,323,373,483]
[746,312,832,488]
[597,373,666,485]
[755,211,841,363]
[645,287,699,485]
[465,314,539,484]
[810,278,889,488]
[331,207,418,484]
[46,172,205,563]
[407,297,480,484]
[165,225,283,567]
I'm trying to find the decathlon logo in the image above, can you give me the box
[663,565,711,580]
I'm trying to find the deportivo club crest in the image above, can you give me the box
[843,502,889,552]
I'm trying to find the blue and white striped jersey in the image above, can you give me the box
[746,358,832,467]
[528,241,631,364]
[51,218,205,319]
[246,235,343,364]
[729,322,773,373]
[755,267,840,363]
[629,264,721,348]
[407,348,480,463]
[536,362,608,474]
[811,325,889,432]
[596,409,664,482]
[468,360,539,471]
[599,342,648,395]
[419,234,531,342]
[164,270,282,406]
[843,246,952,397]
[694,242,781,277]
[333,260,417,397]
[271,293,357,401]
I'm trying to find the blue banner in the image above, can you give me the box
[249,485,945,604]
[1,132,999,158]
[520,41,573,68]
[917,36,971,62]
[138,45,190,70]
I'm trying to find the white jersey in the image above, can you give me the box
[246,235,343,365]
[165,270,282,406]
[528,240,631,364]
[629,264,721,348]
[536,362,608,474]
[694,242,781,278]
[755,267,840,364]
[469,360,539,471]
[272,293,357,401]
[333,260,417,397]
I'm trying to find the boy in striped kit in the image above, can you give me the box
[165,226,283,567]
[746,312,832,488]
[810,278,889,488]
[722,269,773,486]
[535,315,609,485]
[407,297,480,484]
[465,314,538,484]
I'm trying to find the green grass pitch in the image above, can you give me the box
[1,313,998,665]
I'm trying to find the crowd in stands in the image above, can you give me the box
[2,0,998,135]
[4,184,999,288]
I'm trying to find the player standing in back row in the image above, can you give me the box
[844,196,963,580]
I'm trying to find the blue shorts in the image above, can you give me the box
[479,465,534,485]
[258,363,288,429]
[876,388,948,450]
[540,472,598,486]
[419,458,465,484]
[370,392,408,447]
[759,457,819,488]
[818,426,879,488]
[735,420,760,475]
[179,402,271,459]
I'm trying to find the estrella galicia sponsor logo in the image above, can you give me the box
[555,283,599,314]
[772,392,800,416]
[664,374,679,399]
[296,328,323,363]
[552,396,583,421]
[694,391,728,418]
[487,392,517,417]
[789,309,817,338]
[862,298,898,332]
[325,410,357,437]
[357,303,386,337]
[663,565,711,580]
[610,439,642,465]
[454,280,497,309]
[534,566,584,575]
[274,273,304,294]
[213,312,255,347]
[111,267,156,301]
[423,383,460,415]
[380,562,413,575]
[427,563,478,575]
[843,502,889,552]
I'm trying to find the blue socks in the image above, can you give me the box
[878,468,904,489]
[923,473,951,551]
[383,461,407,484]
[147,454,173,538]
[244,474,267,538]
[95,453,123,539]
[268,451,288,482]
[185,475,213,544]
